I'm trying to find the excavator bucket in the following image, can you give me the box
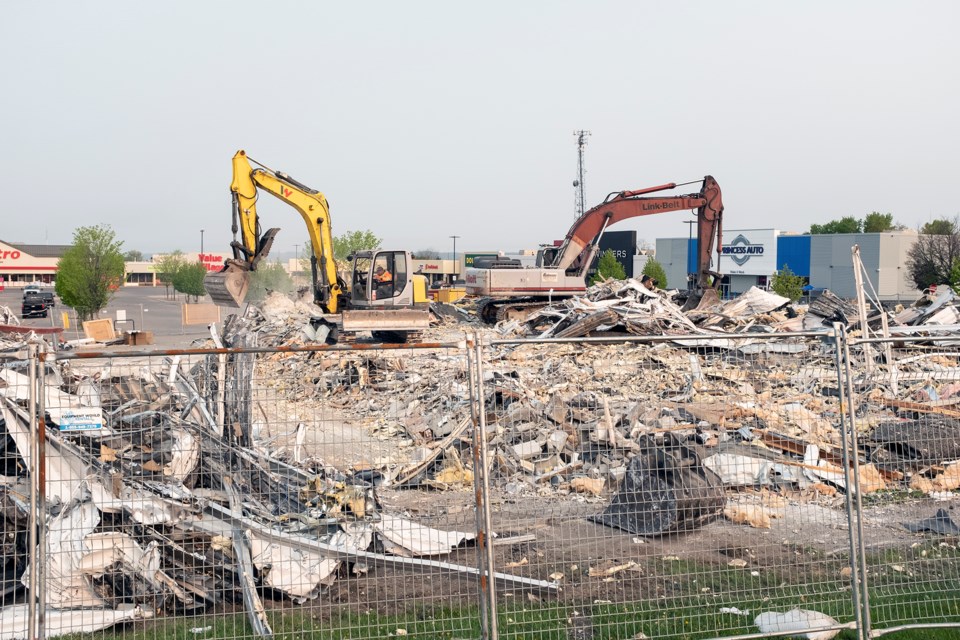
[204,265,251,307]
[681,287,721,312]
[693,287,720,311]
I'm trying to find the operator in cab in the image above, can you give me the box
[373,265,393,299]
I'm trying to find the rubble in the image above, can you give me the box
[221,288,960,515]
[904,508,960,535]
[589,436,725,535]
[5,275,960,633]
[0,337,554,637]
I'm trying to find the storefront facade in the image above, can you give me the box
[0,241,65,286]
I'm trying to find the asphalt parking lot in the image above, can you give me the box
[0,285,232,347]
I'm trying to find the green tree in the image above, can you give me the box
[922,218,957,235]
[332,230,381,261]
[771,264,805,302]
[590,250,626,285]
[294,243,313,273]
[641,257,668,289]
[413,249,441,259]
[247,262,294,302]
[862,212,896,233]
[950,259,960,295]
[907,216,960,290]
[809,216,862,234]
[123,249,145,262]
[55,224,125,321]
[171,261,207,302]
[153,250,186,284]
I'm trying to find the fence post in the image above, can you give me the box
[35,350,48,640]
[831,323,871,640]
[26,344,38,640]
[467,334,490,639]
[467,332,499,639]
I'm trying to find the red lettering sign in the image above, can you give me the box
[0,250,22,260]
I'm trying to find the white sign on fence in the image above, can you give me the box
[59,407,105,432]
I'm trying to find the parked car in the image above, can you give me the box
[22,285,41,297]
[21,295,48,318]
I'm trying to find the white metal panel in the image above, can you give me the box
[809,236,833,289]
[656,238,687,292]
[829,266,857,298]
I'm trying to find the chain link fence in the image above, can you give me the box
[1,329,959,639]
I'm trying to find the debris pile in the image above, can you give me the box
[208,290,960,534]
[498,277,960,340]
[2,278,960,634]
[507,280,811,338]
[0,347,551,638]
[0,306,19,327]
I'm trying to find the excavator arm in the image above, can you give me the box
[551,176,724,293]
[205,150,344,312]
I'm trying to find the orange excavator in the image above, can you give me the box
[464,176,724,323]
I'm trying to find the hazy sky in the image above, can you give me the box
[3,1,957,258]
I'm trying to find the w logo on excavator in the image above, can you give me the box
[282,187,293,198]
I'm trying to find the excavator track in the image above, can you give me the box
[478,298,553,325]
[496,301,550,324]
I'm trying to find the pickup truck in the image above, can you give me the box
[23,288,55,308]
[21,295,49,318]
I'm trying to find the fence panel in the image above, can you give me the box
[847,335,960,637]
[478,333,862,640]
[9,326,960,639]
[26,340,492,640]
[0,348,39,638]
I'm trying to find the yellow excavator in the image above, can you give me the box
[204,150,431,343]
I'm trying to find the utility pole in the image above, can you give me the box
[200,229,205,256]
[450,235,461,280]
[573,130,591,219]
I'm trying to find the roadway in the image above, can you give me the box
[0,285,233,347]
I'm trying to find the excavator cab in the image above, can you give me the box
[342,250,431,342]
[349,250,427,307]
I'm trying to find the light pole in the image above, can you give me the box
[200,229,205,256]
[450,235,460,281]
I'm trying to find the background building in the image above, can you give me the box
[656,229,919,301]
[0,241,68,285]
[809,233,916,299]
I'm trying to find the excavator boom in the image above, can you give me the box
[205,151,343,311]
[552,176,723,275]
[466,175,724,323]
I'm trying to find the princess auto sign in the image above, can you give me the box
[719,230,777,275]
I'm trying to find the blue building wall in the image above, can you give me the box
[686,238,698,276]
[776,235,810,276]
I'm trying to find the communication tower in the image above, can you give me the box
[572,130,591,219]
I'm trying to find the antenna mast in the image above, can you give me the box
[572,130,591,219]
